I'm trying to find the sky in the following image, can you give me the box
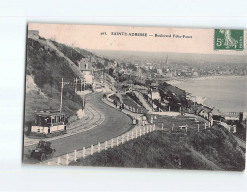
[29,23,247,56]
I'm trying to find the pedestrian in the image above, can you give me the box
[133,117,136,125]
[143,115,147,125]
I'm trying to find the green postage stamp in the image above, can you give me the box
[214,29,244,51]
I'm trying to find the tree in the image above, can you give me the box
[109,68,114,76]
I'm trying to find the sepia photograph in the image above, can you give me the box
[23,23,246,171]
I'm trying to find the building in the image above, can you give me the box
[148,89,161,101]
[28,30,39,39]
[79,58,94,85]
[197,106,213,125]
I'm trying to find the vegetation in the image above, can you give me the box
[51,41,85,66]
[25,38,84,128]
[108,94,120,102]
[71,126,245,171]
[158,82,191,111]
[122,94,144,112]
[126,92,144,107]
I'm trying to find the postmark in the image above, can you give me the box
[214,29,244,51]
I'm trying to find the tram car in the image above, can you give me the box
[30,110,67,138]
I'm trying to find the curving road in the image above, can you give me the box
[23,92,133,164]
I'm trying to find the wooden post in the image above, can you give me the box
[75,77,78,93]
[162,123,164,130]
[60,78,64,112]
[66,154,69,165]
[91,145,94,155]
[105,141,108,150]
[57,157,60,166]
[111,138,114,148]
[185,125,188,132]
[74,150,77,162]
[82,147,85,159]
[98,142,101,153]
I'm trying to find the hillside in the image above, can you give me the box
[71,125,245,171]
[24,38,88,129]
[51,41,85,66]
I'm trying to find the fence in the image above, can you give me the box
[42,118,217,166]
[154,121,211,133]
[42,124,157,166]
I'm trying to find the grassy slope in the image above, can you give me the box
[71,126,245,171]
[51,41,85,66]
[24,38,85,128]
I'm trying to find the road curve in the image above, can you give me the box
[23,92,133,164]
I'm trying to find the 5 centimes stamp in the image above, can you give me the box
[214,29,244,51]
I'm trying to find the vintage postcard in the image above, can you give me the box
[23,23,246,171]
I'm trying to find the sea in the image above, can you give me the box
[171,76,247,113]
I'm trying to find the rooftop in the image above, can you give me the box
[36,110,64,117]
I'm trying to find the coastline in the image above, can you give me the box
[166,75,246,85]
[166,75,247,115]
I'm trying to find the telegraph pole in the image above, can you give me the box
[80,78,83,92]
[60,78,64,112]
[75,77,78,92]
[83,78,86,91]
[59,78,70,112]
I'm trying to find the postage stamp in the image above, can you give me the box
[214,29,244,51]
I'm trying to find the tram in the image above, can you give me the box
[30,110,67,138]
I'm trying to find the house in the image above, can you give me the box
[197,106,213,125]
[28,30,39,39]
[148,89,161,101]
[79,59,94,85]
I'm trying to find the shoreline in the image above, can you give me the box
[166,75,246,85]
[166,75,246,115]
